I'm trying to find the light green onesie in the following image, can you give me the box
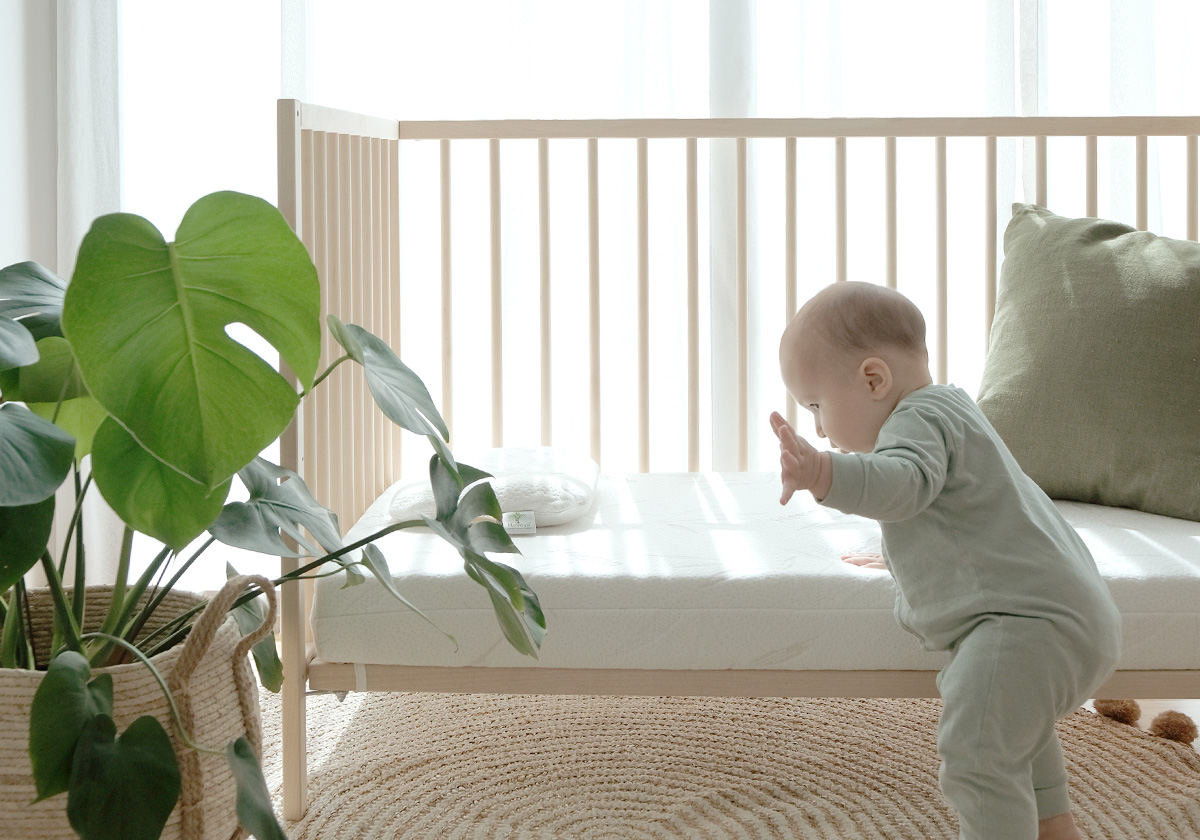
[820,384,1121,840]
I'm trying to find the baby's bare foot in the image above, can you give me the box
[1037,812,1082,840]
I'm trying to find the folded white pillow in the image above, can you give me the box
[386,446,600,527]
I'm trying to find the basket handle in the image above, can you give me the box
[172,575,277,690]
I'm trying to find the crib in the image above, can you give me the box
[274,99,1200,818]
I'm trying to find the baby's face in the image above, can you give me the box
[781,336,890,454]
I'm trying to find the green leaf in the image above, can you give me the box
[61,191,321,491]
[28,395,107,461]
[325,315,364,364]
[463,551,546,658]
[225,563,284,693]
[17,336,88,402]
[0,313,37,370]
[0,261,67,341]
[210,457,342,558]
[227,737,287,840]
[89,417,231,551]
[29,651,114,802]
[455,481,504,526]
[423,517,542,657]
[0,365,20,399]
[0,496,56,594]
[331,320,455,473]
[0,402,75,505]
[67,714,180,840]
[429,454,460,522]
[465,519,522,556]
[358,543,455,647]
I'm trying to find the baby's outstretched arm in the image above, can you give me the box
[769,411,833,503]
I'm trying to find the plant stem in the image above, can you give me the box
[79,632,225,756]
[126,537,216,655]
[39,551,83,654]
[19,580,37,667]
[0,588,23,668]
[72,470,88,633]
[90,527,137,666]
[133,520,427,659]
[56,472,92,578]
[305,354,351,396]
[109,543,173,649]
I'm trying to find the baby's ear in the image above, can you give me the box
[860,357,893,398]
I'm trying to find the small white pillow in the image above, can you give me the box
[386,446,599,527]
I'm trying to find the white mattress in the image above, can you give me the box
[311,472,1200,672]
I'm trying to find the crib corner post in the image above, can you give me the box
[280,553,309,820]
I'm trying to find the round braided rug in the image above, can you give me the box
[261,691,1200,839]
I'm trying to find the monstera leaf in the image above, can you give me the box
[88,418,232,551]
[0,260,67,342]
[62,192,321,495]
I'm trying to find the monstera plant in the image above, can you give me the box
[0,191,545,840]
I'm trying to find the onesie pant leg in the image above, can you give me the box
[935,615,1097,840]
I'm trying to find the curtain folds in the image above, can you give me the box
[36,0,126,587]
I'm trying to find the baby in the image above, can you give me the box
[770,281,1121,840]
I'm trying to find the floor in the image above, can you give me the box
[1086,698,1200,751]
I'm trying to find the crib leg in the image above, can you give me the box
[281,572,308,820]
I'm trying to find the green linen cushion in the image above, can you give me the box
[977,203,1200,521]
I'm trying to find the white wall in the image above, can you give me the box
[0,0,57,272]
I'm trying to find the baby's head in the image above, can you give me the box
[779,282,932,452]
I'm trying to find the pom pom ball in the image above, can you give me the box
[1092,698,1141,726]
[1148,710,1199,745]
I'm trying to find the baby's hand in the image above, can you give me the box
[769,411,825,504]
[842,552,888,571]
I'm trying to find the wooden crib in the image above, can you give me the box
[274,99,1200,818]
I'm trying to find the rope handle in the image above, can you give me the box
[171,575,277,691]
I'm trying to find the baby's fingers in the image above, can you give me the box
[841,552,888,571]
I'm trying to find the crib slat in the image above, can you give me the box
[369,137,385,499]
[935,136,948,385]
[1086,136,1098,218]
[440,139,454,441]
[388,139,402,478]
[539,138,552,447]
[885,137,897,290]
[360,136,378,511]
[1136,135,1149,231]
[336,133,355,520]
[985,136,997,348]
[1189,135,1199,241]
[300,130,322,506]
[835,137,847,283]
[319,132,339,515]
[687,138,700,472]
[588,138,601,465]
[380,138,398,480]
[785,137,797,428]
[736,137,748,471]
[1035,136,1047,206]
[350,136,368,519]
[490,138,503,447]
[637,138,650,472]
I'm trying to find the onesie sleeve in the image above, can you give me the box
[819,405,951,522]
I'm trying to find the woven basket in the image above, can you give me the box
[0,575,276,840]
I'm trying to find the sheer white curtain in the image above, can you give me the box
[61,0,1197,587]
[33,0,125,587]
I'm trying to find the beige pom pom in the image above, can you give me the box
[1092,699,1141,726]
[1148,710,1199,745]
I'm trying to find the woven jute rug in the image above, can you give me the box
[260,691,1200,839]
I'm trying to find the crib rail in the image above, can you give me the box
[278,100,1200,532]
